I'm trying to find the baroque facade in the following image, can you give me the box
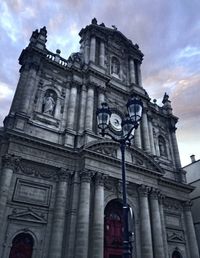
[0,18,199,258]
[184,155,200,255]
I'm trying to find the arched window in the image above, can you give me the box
[104,200,123,258]
[172,250,182,258]
[158,135,167,157]
[9,233,34,258]
[42,89,57,116]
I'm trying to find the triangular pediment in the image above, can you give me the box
[8,209,47,224]
[84,140,164,175]
[167,232,185,243]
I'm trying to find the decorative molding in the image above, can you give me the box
[167,230,185,243]
[13,179,52,207]
[138,184,150,197]
[2,154,20,170]
[94,172,107,186]
[57,168,71,182]
[150,188,160,200]
[183,200,192,211]
[79,170,94,183]
[8,207,47,224]
[164,198,183,211]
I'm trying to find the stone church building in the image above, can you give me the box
[0,18,199,258]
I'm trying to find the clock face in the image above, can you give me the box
[110,113,122,131]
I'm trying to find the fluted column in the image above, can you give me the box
[138,185,153,258]
[85,85,94,131]
[67,84,78,129]
[183,201,200,258]
[129,59,135,84]
[48,169,70,258]
[148,118,156,155]
[149,189,165,258]
[170,127,181,169]
[134,124,142,149]
[0,155,18,230]
[99,41,105,67]
[65,172,80,258]
[141,110,151,154]
[78,85,87,132]
[89,36,96,63]
[159,195,168,258]
[91,173,106,258]
[74,170,93,258]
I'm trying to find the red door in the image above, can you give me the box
[104,200,123,258]
[9,233,34,258]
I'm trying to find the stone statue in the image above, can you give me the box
[43,93,55,115]
[111,57,120,75]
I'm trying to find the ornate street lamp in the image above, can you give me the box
[97,95,143,258]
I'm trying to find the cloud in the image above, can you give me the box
[0,0,200,165]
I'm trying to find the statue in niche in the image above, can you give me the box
[158,136,167,157]
[111,57,120,75]
[43,91,56,116]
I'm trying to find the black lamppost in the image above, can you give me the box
[96,96,143,258]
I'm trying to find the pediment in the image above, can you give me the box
[8,209,47,224]
[84,140,164,175]
[167,232,185,243]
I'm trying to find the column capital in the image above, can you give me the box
[57,168,71,182]
[158,193,165,204]
[94,172,107,186]
[79,170,94,183]
[183,200,192,211]
[2,154,20,170]
[150,188,160,200]
[138,184,150,197]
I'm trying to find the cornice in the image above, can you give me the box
[158,177,194,193]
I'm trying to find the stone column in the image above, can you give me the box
[138,185,153,258]
[149,189,165,258]
[48,169,70,258]
[84,36,90,64]
[67,84,78,130]
[91,173,106,258]
[61,83,70,129]
[78,85,87,132]
[74,170,93,258]
[170,127,182,169]
[99,41,105,67]
[129,59,135,84]
[141,109,151,154]
[134,124,142,149]
[159,195,168,258]
[85,85,94,131]
[65,172,80,258]
[98,89,105,107]
[148,118,156,155]
[183,201,200,258]
[89,36,96,63]
[0,155,18,229]
[22,64,39,114]
[136,60,142,87]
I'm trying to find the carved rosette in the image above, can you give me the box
[183,200,192,211]
[2,154,20,170]
[79,170,93,183]
[94,173,107,187]
[138,184,150,197]
[57,168,71,182]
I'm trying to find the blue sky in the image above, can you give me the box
[0,0,200,166]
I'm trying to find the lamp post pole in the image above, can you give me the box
[120,141,131,257]
[96,96,143,258]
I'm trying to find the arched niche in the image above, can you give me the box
[42,89,57,116]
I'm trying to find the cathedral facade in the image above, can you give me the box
[0,19,199,258]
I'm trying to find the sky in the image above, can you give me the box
[0,0,199,166]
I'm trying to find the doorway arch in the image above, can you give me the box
[9,232,34,258]
[104,199,123,258]
[172,250,182,258]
